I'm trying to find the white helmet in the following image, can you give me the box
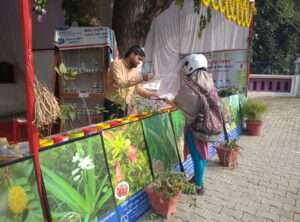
[182,54,208,75]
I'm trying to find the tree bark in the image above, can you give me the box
[112,0,173,56]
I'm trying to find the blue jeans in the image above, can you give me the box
[186,129,207,188]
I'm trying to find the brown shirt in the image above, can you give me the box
[105,59,143,107]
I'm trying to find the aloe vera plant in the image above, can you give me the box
[40,135,115,221]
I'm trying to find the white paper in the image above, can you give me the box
[159,93,175,101]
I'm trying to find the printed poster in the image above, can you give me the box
[102,122,152,205]
[0,158,44,222]
[143,113,181,175]
[205,49,248,92]
[39,135,118,222]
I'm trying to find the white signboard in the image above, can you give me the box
[205,49,248,91]
[54,27,111,49]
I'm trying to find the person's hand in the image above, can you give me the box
[149,92,160,99]
[142,73,155,81]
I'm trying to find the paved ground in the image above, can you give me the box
[140,98,300,222]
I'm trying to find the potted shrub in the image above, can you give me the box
[216,140,240,168]
[145,172,195,219]
[242,99,268,136]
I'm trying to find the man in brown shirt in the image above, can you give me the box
[104,45,157,120]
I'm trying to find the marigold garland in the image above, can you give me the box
[199,0,256,28]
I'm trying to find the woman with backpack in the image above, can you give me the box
[165,54,223,195]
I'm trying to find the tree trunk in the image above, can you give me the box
[112,0,173,56]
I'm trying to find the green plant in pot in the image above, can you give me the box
[145,172,196,219]
[241,99,268,136]
[216,140,240,168]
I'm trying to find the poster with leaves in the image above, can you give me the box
[0,158,44,222]
[142,113,181,175]
[170,110,186,162]
[39,135,117,222]
[221,95,241,132]
[102,122,152,205]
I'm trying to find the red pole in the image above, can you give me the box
[19,0,50,220]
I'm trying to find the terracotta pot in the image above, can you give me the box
[216,145,240,168]
[145,186,180,219]
[246,120,263,136]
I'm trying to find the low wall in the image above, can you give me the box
[248,74,300,97]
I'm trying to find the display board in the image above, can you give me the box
[102,122,152,204]
[205,49,248,91]
[221,94,242,133]
[39,135,118,222]
[170,110,186,162]
[0,158,44,222]
[142,113,181,175]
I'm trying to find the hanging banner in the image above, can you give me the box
[205,49,248,92]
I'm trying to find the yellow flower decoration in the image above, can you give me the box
[7,186,28,215]
[200,0,255,28]
[202,0,211,7]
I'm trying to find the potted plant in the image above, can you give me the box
[145,172,196,219]
[216,140,240,168]
[241,99,268,136]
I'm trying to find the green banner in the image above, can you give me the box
[0,158,43,222]
[39,135,116,221]
[102,122,152,205]
[142,113,181,175]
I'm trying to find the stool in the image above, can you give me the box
[12,118,28,143]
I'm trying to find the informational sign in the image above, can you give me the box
[39,135,119,222]
[0,158,44,222]
[54,27,112,49]
[143,113,181,175]
[102,122,152,205]
[205,49,248,91]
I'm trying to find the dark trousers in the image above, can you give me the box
[104,99,126,121]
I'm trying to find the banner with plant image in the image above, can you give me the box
[39,135,118,222]
[0,158,44,222]
[102,122,152,205]
[142,113,181,175]
[221,95,242,132]
[170,110,186,162]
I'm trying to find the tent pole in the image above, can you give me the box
[19,0,50,220]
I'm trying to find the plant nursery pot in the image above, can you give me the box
[145,186,181,219]
[216,145,240,168]
[83,127,97,136]
[246,120,263,136]
[52,135,68,144]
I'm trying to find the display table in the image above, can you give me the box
[0,94,243,222]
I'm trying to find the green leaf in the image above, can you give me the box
[94,175,108,200]
[27,193,36,202]
[96,188,113,209]
[28,200,41,209]
[59,63,67,74]
[14,178,28,186]
[42,166,88,213]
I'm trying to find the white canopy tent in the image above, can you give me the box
[144,0,251,96]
